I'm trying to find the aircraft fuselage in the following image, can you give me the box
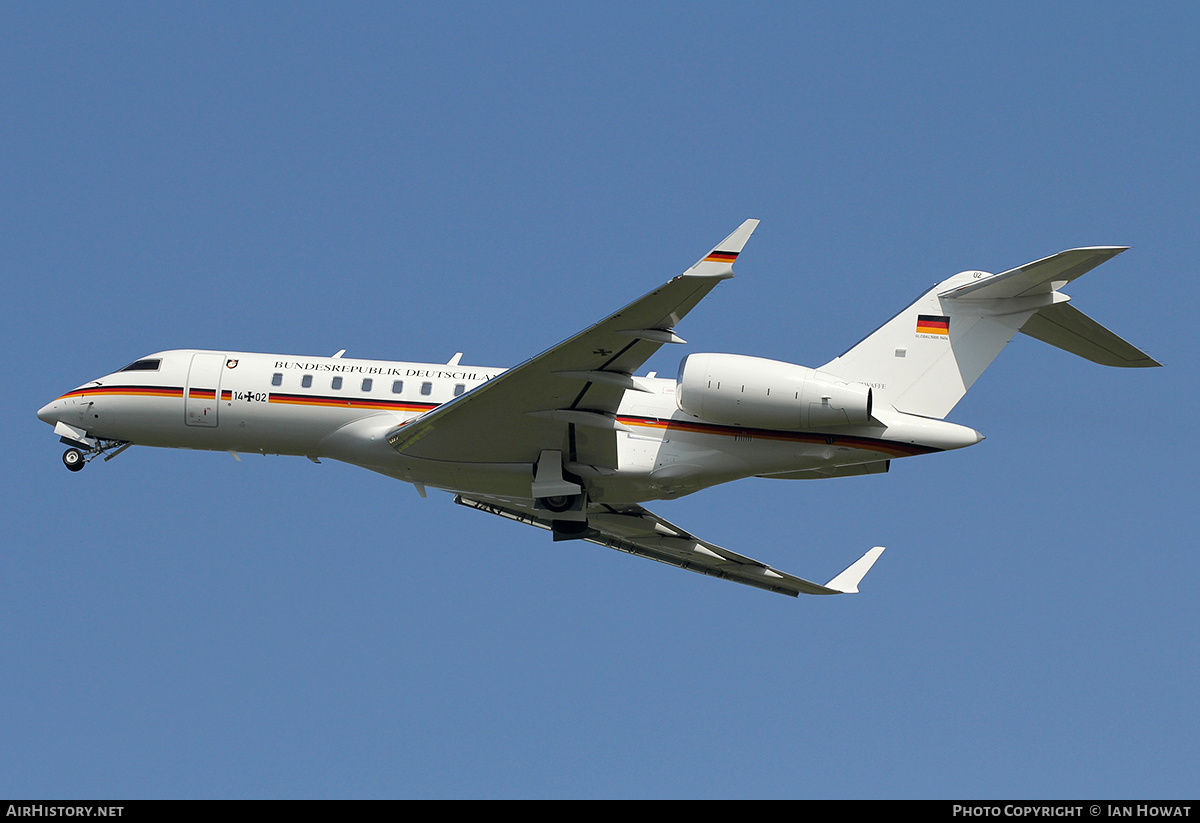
[37,348,981,504]
[34,222,1157,597]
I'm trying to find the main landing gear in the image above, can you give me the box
[60,439,131,472]
[539,493,579,513]
[531,449,590,540]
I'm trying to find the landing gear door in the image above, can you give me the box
[185,353,225,427]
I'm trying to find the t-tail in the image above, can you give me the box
[819,247,1160,419]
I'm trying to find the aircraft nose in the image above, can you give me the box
[37,399,63,425]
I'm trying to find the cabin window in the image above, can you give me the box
[119,359,161,372]
[420,381,432,396]
[331,377,343,390]
[454,383,466,397]
[392,380,404,394]
[302,374,313,388]
[362,378,373,392]
[271,373,283,386]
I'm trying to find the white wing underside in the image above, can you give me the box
[455,495,885,597]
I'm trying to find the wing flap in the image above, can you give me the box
[455,495,883,597]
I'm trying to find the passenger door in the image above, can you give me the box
[185,353,225,427]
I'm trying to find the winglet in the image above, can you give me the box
[824,546,886,594]
[687,218,760,276]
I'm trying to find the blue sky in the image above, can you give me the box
[3,2,1197,799]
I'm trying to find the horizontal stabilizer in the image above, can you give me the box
[1019,303,1161,367]
[940,247,1129,299]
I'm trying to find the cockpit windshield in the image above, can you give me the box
[118,359,162,372]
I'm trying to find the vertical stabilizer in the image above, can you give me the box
[819,248,1158,419]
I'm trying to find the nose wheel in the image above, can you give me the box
[58,439,131,472]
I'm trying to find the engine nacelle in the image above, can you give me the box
[676,353,873,429]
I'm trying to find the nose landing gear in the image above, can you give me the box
[62,447,85,472]
[58,438,131,472]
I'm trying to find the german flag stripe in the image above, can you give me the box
[58,385,185,400]
[703,250,739,263]
[916,315,950,335]
[56,385,441,414]
[267,392,438,414]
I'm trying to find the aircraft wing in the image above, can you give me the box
[455,495,885,597]
[387,220,760,469]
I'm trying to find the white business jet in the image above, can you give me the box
[36,221,1159,597]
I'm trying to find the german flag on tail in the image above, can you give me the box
[916,315,950,336]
